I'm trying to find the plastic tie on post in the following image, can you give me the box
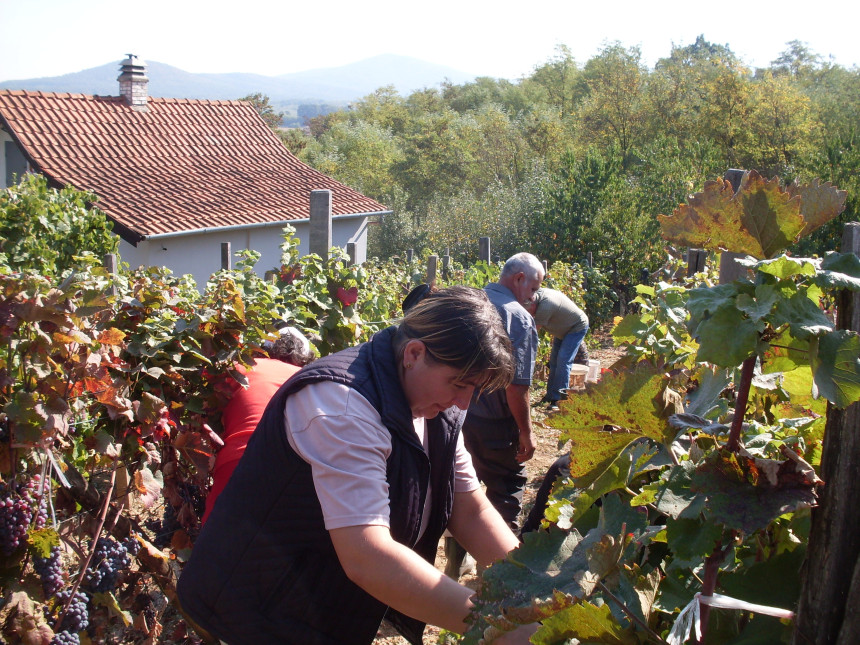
[667,592,795,644]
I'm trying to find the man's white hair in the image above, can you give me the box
[500,252,544,280]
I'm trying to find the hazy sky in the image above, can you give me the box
[1,0,857,82]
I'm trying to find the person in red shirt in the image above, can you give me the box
[202,327,313,524]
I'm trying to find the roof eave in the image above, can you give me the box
[139,210,392,242]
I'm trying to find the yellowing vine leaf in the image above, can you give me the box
[787,178,848,237]
[657,170,841,259]
[552,363,676,479]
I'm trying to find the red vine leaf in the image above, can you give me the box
[336,286,359,307]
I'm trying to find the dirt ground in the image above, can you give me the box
[373,330,626,644]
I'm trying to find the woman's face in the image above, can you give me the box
[400,340,478,419]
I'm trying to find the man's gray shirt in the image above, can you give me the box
[468,282,538,419]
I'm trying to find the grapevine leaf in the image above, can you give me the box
[779,367,828,418]
[615,564,661,625]
[690,448,819,534]
[684,365,732,418]
[762,328,810,373]
[5,390,48,444]
[133,467,164,509]
[719,546,806,609]
[553,363,676,453]
[750,254,818,280]
[817,251,860,291]
[93,590,134,626]
[174,431,214,483]
[134,391,167,426]
[532,601,637,645]
[786,177,847,237]
[633,461,705,519]
[812,329,860,408]
[668,413,730,439]
[771,291,834,340]
[545,450,642,530]
[467,506,641,642]
[735,284,780,322]
[693,306,760,367]
[666,516,723,563]
[97,327,126,346]
[686,283,742,321]
[26,527,60,558]
[658,171,806,259]
[658,178,740,251]
[0,591,55,644]
[611,313,651,345]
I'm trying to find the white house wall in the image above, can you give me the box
[118,217,369,290]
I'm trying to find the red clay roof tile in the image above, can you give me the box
[0,90,388,243]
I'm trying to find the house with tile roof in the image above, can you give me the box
[0,55,390,287]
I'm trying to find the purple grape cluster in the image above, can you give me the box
[54,588,89,633]
[0,484,32,555]
[83,536,131,593]
[0,473,49,554]
[123,534,141,556]
[50,630,80,645]
[33,545,64,597]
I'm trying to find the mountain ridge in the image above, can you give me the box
[0,54,479,104]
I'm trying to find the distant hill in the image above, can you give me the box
[0,54,478,104]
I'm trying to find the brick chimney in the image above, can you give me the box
[117,54,149,111]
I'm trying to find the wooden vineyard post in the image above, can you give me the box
[103,253,118,297]
[427,255,438,287]
[221,242,231,271]
[480,237,491,264]
[719,169,748,283]
[793,222,860,645]
[686,249,707,277]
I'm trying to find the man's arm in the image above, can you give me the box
[506,383,535,462]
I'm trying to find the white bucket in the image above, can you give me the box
[569,364,589,389]
[586,359,601,383]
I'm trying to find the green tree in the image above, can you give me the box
[523,45,584,117]
[238,92,284,130]
[769,40,824,79]
[747,71,819,172]
[0,174,118,277]
[302,119,404,201]
[577,42,648,163]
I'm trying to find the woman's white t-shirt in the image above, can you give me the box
[284,381,479,535]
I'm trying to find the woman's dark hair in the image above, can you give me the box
[394,285,513,393]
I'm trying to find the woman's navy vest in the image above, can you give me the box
[177,327,462,645]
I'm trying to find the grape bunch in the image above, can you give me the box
[50,630,80,645]
[0,473,49,554]
[0,483,32,555]
[33,545,64,597]
[54,588,89,633]
[83,536,131,593]
[123,534,141,556]
[24,474,49,529]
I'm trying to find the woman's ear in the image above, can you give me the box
[403,339,426,366]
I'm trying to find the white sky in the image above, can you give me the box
[1,0,857,82]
